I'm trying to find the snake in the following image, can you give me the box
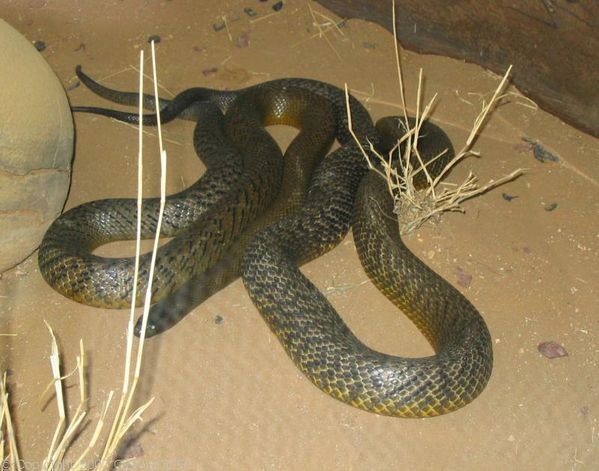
[40,73,338,310]
[38,67,493,417]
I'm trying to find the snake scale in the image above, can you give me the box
[38,67,492,417]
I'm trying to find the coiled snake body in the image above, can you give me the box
[38,68,492,417]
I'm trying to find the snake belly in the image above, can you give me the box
[40,67,493,416]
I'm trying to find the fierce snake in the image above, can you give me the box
[38,67,493,417]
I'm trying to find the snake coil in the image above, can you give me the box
[38,67,493,417]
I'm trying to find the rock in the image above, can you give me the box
[0,19,73,273]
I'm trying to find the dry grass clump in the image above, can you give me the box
[346,1,522,235]
[377,66,521,235]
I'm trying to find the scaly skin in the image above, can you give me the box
[39,68,492,416]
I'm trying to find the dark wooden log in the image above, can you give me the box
[315,0,599,138]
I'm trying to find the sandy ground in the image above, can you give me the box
[1,1,598,469]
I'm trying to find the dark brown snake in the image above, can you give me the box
[38,67,492,417]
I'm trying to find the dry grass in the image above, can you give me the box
[346,0,523,235]
[1,43,164,470]
[1,373,20,469]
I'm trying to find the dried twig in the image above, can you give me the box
[98,41,161,469]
